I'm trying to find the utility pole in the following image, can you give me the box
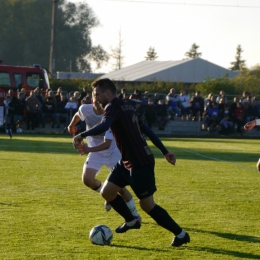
[49,0,59,74]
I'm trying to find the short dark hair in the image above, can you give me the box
[91,78,116,94]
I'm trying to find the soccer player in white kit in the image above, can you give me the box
[244,119,260,171]
[68,98,140,219]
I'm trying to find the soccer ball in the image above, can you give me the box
[89,225,113,246]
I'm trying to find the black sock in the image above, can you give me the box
[148,204,182,235]
[109,194,135,222]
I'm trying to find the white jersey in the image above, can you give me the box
[78,104,118,154]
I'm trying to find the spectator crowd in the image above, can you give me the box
[3,86,260,137]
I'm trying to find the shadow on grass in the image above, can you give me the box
[190,245,260,259]
[185,227,260,259]
[110,244,168,252]
[0,135,259,163]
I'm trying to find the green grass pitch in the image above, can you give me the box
[0,135,260,259]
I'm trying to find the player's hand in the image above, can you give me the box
[68,125,78,137]
[77,144,89,156]
[164,152,176,165]
[244,120,256,131]
[73,134,84,150]
[256,158,260,172]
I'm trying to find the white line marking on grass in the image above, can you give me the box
[179,148,259,173]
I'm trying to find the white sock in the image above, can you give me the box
[94,182,103,193]
[126,197,138,217]
[177,230,186,238]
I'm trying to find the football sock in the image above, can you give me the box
[93,182,103,193]
[109,194,135,222]
[176,230,186,238]
[148,204,182,235]
[126,197,138,217]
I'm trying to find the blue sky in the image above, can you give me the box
[71,0,260,73]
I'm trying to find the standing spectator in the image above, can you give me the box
[55,87,63,103]
[133,101,145,123]
[144,98,156,128]
[42,96,56,128]
[118,88,126,99]
[56,93,69,131]
[216,90,227,104]
[142,91,150,105]
[26,91,41,132]
[191,91,204,121]
[240,91,250,105]
[156,98,168,130]
[205,93,214,108]
[166,88,180,120]
[34,87,44,127]
[179,89,190,120]
[78,86,89,103]
[129,89,142,104]
[12,92,26,131]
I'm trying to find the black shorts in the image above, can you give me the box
[107,160,157,199]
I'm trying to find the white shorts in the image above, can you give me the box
[83,149,121,174]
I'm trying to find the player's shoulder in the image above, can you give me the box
[79,104,93,113]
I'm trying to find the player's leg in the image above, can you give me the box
[106,157,140,219]
[101,163,141,233]
[131,164,190,247]
[118,187,141,220]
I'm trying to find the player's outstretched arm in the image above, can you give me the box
[164,152,176,165]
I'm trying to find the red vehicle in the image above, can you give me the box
[0,64,50,105]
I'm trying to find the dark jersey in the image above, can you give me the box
[103,98,154,169]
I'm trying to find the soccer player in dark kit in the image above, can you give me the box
[73,78,190,247]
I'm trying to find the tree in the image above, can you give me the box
[145,47,158,61]
[229,45,246,71]
[110,30,124,70]
[184,43,202,59]
[0,0,108,72]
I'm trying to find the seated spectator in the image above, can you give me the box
[166,88,180,120]
[42,96,56,128]
[133,101,145,123]
[208,102,219,119]
[228,97,239,123]
[65,96,78,121]
[246,99,259,122]
[234,102,246,135]
[207,114,219,133]
[179,89,190,120]
[118,88,126,99]
[56,93,69,131]
[26,91,41,131]
[191,91,204,121]
[144,98,156,128]
[156,98,168,130]
[217,113,234,135]
[218,104,229,121]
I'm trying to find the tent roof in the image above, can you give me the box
[100,58,238,83]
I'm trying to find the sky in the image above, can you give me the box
[70,0,260,73]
